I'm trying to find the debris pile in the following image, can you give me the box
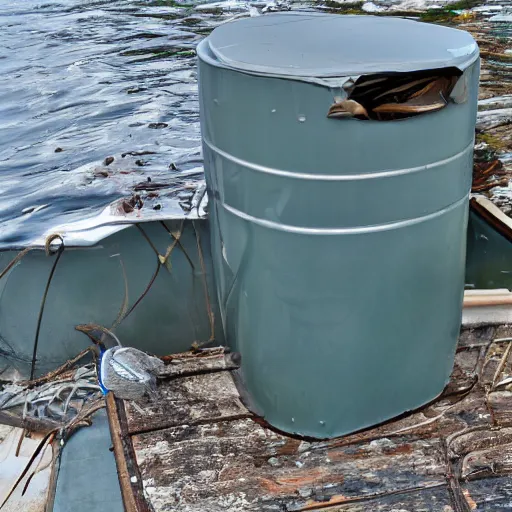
[328,69,461,120]
[0,355,102,434]
[472,146,508,193]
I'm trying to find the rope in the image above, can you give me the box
[75,324,122,347]
[123,260,161,321]
[0,248,32,281]
[30,235,65,380]
[160,220,195,269]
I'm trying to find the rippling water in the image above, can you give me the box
[0,0,510,248]
[0,0,293,248]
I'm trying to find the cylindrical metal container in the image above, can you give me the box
[197,14,479,438]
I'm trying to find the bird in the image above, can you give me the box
[76,324,164,401]
[99,346,164,401]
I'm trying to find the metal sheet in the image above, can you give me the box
[0,219,223,378]
[53,410,123,512]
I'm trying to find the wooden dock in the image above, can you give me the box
[106,326,512,512]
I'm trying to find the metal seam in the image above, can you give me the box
[220,194,469,235]
[203,137,474,181]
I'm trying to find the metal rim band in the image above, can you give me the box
[203,137,474,182]
[220,194,469,235]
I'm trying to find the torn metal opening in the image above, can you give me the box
[328,67,465,121]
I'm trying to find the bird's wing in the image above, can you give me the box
[109,350,148,383]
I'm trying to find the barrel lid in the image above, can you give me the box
[206,14,478,80]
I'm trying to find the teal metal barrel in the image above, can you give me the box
[197,14,479,438]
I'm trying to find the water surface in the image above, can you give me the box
[0,0,510,248]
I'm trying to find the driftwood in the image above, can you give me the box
[105,329,512,512]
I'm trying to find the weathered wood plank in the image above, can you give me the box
[125,372,249,435]
[106,393,150,512]
[444,426,512,480]
[462,476,512,510]
[308,485,454,511]
[488,391,512,427]
[132,419,448,512]
[445,348,479,396]
[113,331,512,512]
[459,325,512,349]
[461,440,512,480]
[158,349,239,378]
[480,339,512,382]
[448,427,512,460]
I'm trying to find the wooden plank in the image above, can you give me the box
[306,485,454,511]
[45,440,61,512]
[459,436,512,480]
[444,426,512,480]
[464,290,512,308]
[113,332,512,512]
[476,335,512,427]
[158,350,239,378]
[459,325,512,349]
[445,348,479,396]
[462,443,512,481]
[106,393,150,512]
[125,372,249,435]
[448,427,512,460]
[488,391,512,426]
[462,476,512,510]
[132,419,448,512]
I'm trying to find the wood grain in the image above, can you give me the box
[125,371,249,435]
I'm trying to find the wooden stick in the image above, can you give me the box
[105,393,139,512]
[463,295,512,308]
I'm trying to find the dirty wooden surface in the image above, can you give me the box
[106,327,512,512]
[464,17,512,201]
[124,371,249,435]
